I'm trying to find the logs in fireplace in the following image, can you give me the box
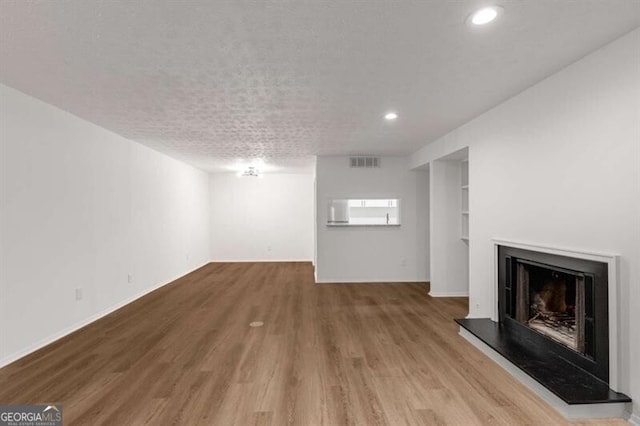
[515,261,586,353]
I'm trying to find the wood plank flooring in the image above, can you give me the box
[0,262,627,425]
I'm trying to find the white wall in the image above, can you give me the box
[209,173,314,262]
[410,29,640,417]
[315,156,429,282]
[0,84,211,366]
[430,159,468,297]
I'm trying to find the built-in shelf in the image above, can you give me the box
[461,159,469,241]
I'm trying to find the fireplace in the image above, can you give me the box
[456,241,630,413]
[499,245,609,383]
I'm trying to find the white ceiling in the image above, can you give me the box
[1,1,638,173]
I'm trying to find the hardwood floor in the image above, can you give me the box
[0,262,626,425]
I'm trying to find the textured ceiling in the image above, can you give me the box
[1,1,638,173]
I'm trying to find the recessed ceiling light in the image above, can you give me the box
[384,112,398,120]
[468,6,503,26]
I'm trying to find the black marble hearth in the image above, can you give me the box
[456,318,631,405]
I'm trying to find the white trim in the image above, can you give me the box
[628,411,640,426]
[316,275,429,284]
[492,242,500,321]
[0,263,208,369]
[459,328,631,421]
[326,223,401,227]
[491,238,619,261]
[211,259,313,263]
[491,238,620,392]
[315,278,422,284]
[429,291,469,297]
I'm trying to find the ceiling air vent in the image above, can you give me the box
[349,156,381,168]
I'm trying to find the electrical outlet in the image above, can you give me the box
[400,258,407,267]
[127,274,133,284]
[267,245,272,252]
[75,288,83,301]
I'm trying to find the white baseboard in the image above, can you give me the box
[429,291,469,297]
[211,259,313,263]
[628,411,640,425]
[315,278,424,284]
[459,328,631,420]
[0,263,208,369]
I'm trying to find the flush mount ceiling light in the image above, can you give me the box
[231,159,272,177]
[468,6,503,26]
[239,166,260,177]
[384,112,398,121]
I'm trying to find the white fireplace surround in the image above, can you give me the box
[490,238,620,392]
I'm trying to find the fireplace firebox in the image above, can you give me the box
[498,246,609,382]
